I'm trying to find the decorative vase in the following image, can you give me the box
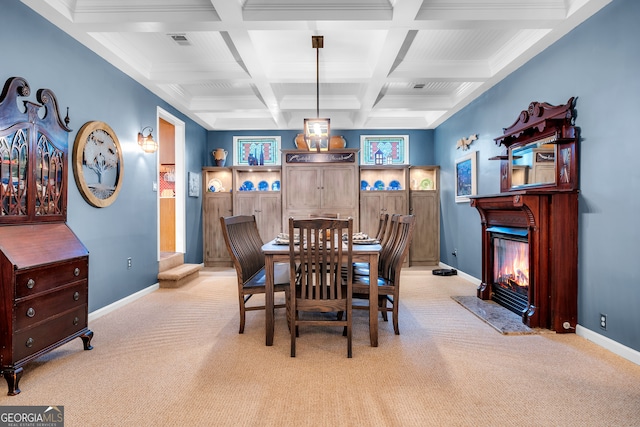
[213,148,228,166]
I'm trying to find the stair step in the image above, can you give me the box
[158,263,202,288]
[159,252,184,273]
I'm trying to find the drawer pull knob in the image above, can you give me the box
[74,268,80,276]
[26,307,36,318]
[73,317,79,325]
[25,338,34,348]
[73,291,80,301]
[26,279,35,289]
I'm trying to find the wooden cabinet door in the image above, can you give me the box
[203,194,232,266]
[234,194,258,217]
[258,193,282,242]
[235,193,281,242]
[360,192,407,237]
[360,192,384,236]
[410,191,439,265]
[285,167,320,210]
[321,167,356,209]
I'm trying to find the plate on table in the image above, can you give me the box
[353,238,379,245]
[258,180,269,191]
[274,233,299,245]
[240,180,255,191]
[207,178,222,192]
[373,180,385,191]
[389,180,401,190]
[419,178,433,190]
[360,180,369,191]
[271,180,281,191]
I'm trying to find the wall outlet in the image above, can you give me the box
[599,313,607,330]
[127,257,132,269]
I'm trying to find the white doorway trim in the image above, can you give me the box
[157,107,186,256]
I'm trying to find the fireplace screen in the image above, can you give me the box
[489,227,529,314]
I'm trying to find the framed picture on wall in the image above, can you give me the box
[188,172,200,197]
[360,135,409,165]
[233,136,281,166]
[455,151,477,203]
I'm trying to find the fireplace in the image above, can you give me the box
[469,98,579,333]
[489,227,529,315]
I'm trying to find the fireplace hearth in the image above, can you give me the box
[469,98,579,333]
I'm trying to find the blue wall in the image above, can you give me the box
[2,1,207,311]
[434,0,639,351]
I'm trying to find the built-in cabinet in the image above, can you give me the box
[359,166,409,236]
[281,150,359,227]
[232,166,281,243]
[409,166,440,265]
[202,167,233,267]
[201,151,440,268]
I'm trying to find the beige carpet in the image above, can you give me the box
[2,267,639,426]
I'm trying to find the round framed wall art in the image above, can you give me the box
[72,121,124,208]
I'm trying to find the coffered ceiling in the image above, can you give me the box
[22,0,611,131]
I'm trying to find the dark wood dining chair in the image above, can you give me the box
[353,213,399,278]
[352,214,416,335]
[374,212,390,241]
[220,215,289,334]
[288,217,354,357]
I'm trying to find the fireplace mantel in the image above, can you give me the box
[470,190,578,332]
[471,98,579,333]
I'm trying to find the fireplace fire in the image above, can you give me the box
[490,227,529,315]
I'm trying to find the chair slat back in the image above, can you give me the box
[375,213,389,241]
[220,215,265,285]
[383,215,416,283]
[289,217,353,304]
[378,214,401,277]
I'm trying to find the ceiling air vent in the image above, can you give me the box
[413,83,425,89]
[168,34,190,46]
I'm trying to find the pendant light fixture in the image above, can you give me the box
[303,35,330,152]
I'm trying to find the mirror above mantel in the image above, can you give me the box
[491,98,579,193]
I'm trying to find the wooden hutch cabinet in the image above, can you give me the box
[0,77,93,395]
[232,166,282,243]
[359,165,409,236]
[409,166,440,265]
[202,167,233,267]
[281,150,359,227]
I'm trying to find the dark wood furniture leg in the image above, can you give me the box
[81,330,94,350]
[2,367,23,396]
[265,254,275,346]
[369,254,379,347]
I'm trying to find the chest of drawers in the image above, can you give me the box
[0,223,93,395]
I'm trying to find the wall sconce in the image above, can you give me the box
[138,126,158,153]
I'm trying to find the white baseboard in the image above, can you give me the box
[88,283,159,322]
[576,325,640,366]
[438,262,481,286]
[439,263,640,367]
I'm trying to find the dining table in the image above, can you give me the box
[261,238,382,347]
